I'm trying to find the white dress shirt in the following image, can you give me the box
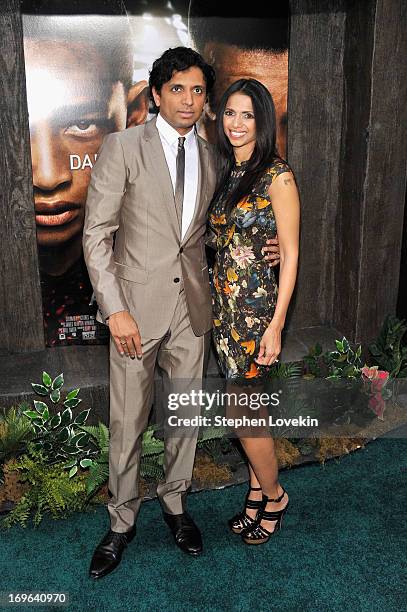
[156,113,199,240]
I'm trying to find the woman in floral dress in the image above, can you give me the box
[208,79,300,545]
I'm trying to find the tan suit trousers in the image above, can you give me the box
[107,288,208,532]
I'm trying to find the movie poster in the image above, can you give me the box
[21,1,289,347]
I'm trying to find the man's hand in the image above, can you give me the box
[262,236,280,267]
[108,311,143,359]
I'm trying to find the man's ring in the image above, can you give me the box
[274,358,279,363]
[120,340,127,345]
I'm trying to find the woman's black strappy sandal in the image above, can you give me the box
[228,486,263,534]
[241,487,289,545]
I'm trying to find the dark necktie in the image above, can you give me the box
[174,136,186,231]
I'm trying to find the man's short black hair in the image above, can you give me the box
[188,1,289,54]
[149,46,216,106]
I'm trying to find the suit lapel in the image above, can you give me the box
[143,117,180,237]
[181,136,209,245]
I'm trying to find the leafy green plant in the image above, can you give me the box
[303,343,324,377]
[1,444,89,528]
[300,337,376,428]
[267,360,304,399]
[197,437,243,463]
[325,337,362,379]
[197,424,228,462]
[269,360,304,380]
[140,427,164,479]
[369,315,407,378]
[76,423,109,496]
[140,454,164,480]
[0,404,35,468]
[22,371,98,477]
[303,337,362,380]
[141,427,164,456]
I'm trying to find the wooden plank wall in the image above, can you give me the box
[287,0,347,330]
[335,0,407,344]
[288,0,407,345]
[334,0,377,341]
[0,1,44,352]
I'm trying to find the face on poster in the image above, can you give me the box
[21,1,289,347]
[188,3,289,159]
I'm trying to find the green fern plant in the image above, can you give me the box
[267,360,304,402]
[140,426,164,479]
[196,422,244,460]
[141,427,165,456]
[197,437,240,462]
[78,423,109,496]
[269,360,304,379]
[140,455,164,480]
[0,404,35,467]
[79,423,167,484]
[303,343,324,377]
[1,444,89,528]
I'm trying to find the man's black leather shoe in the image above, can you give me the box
[163,511,203,556]
[89,526,137,579]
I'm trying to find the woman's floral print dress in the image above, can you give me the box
[209,159,291,380]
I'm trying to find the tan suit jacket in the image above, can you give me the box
[83,117,216,339]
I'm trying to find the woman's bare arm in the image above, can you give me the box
[256,171,300,365]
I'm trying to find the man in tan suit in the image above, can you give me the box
[83,47,217,579]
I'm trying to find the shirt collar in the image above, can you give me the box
[156,113,196,147]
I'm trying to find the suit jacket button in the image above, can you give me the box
[174,277,180,283]
[179,247,184,254]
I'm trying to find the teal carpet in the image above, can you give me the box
[1,438,406,612]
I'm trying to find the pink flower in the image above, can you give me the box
[362,367,389,392]
[229,245,255,269]
[361,366,389,420]
[361,366,389,382]
[361,366,377,379]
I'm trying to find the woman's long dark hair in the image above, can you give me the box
[212,78,286,214]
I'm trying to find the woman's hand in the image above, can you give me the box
[255,322,282,366]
